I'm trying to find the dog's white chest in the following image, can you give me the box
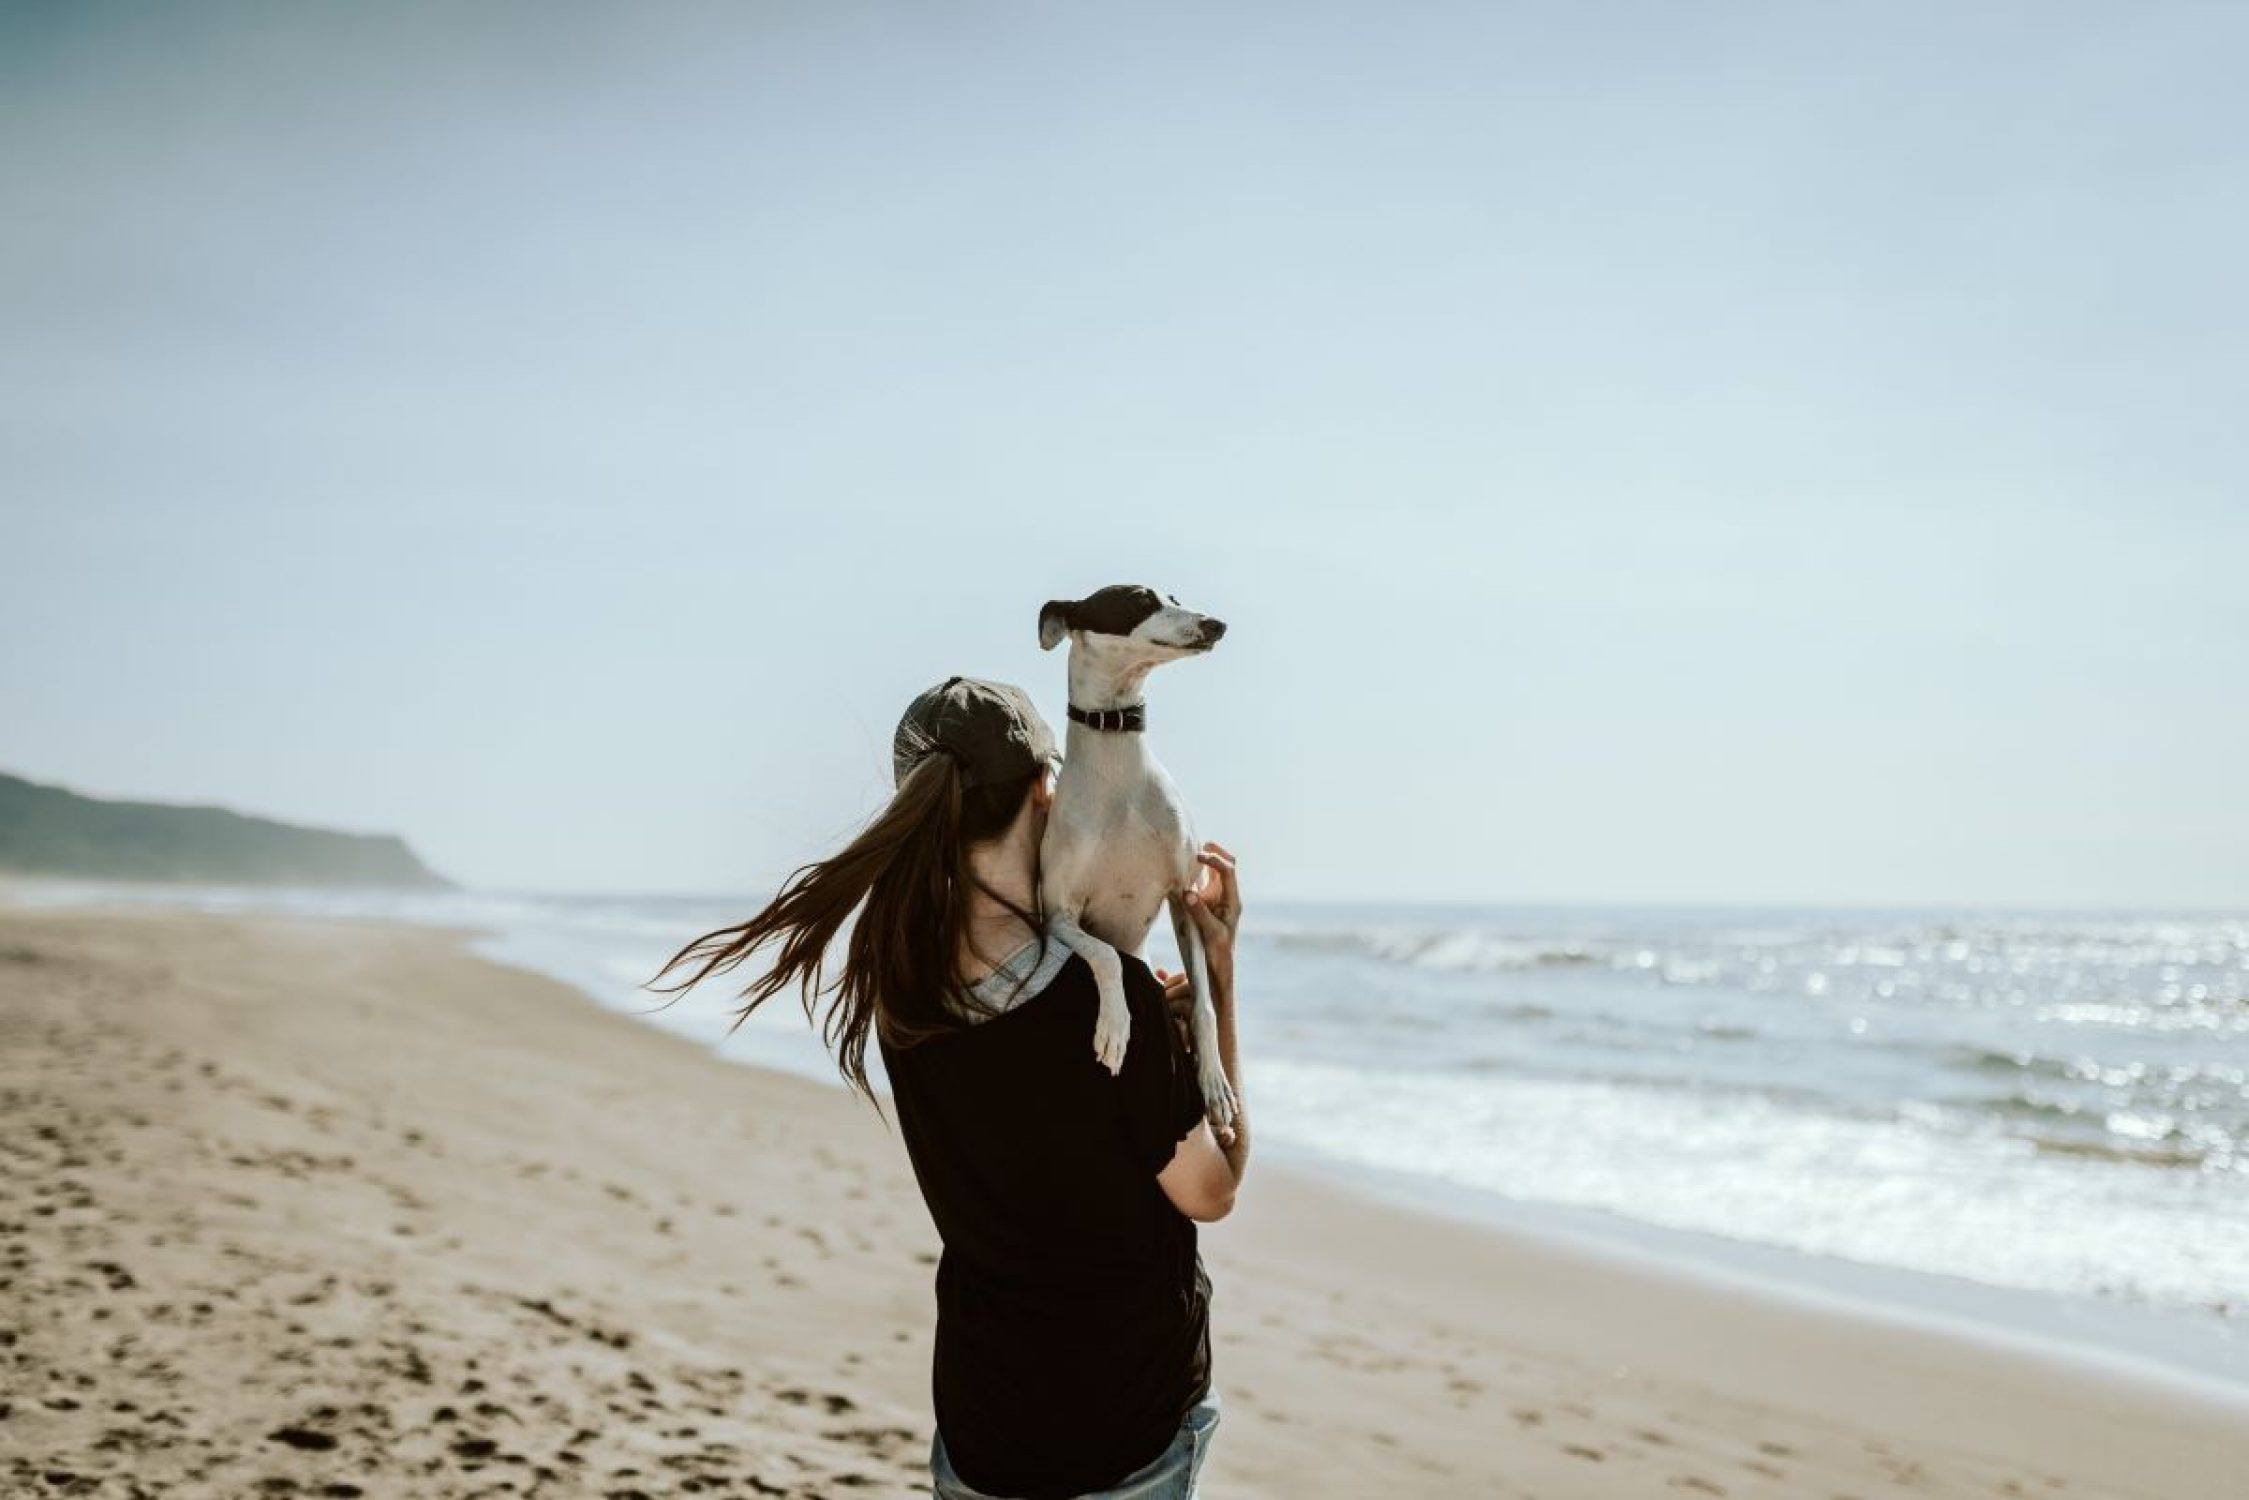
[1041,761,1193,955]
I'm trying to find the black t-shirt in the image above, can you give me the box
[879,949,1211,1500]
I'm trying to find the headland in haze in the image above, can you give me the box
[0,770,449,889]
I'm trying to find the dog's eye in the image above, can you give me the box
[1166,593,1178,605]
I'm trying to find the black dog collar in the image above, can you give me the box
[1067,701,1146,732]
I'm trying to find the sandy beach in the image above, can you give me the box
[2,903,2243,1500]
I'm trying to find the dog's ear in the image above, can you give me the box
[1037,598,1076,651]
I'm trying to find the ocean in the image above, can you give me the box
[20,883,2247,1391]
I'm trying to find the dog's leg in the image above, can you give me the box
[1168,892,1238,1131]
[1046,911,1131,1074]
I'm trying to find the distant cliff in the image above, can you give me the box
[0,771,453,889]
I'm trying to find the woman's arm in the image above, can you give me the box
[1156,843,1249,1222]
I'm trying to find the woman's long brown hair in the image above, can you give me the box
[640,753,1049,1110]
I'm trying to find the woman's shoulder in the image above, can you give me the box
[1004,944,1168,1011]
[926,940,1097,1040]
[1003,947,1174,1044]
[892,941,1164,1062]
[962,932,1078,1016]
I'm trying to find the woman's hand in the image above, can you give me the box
[1183,841,1241,974]
[1155,841,1242,1050]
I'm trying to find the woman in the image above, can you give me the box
[647,675,1251,1500]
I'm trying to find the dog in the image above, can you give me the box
[1036,583,1237,1133]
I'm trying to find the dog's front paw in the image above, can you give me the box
[1198,1055,1237,1133]
[1092,989,1131,1075]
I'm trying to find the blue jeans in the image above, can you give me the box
[931,1388,1223,1500]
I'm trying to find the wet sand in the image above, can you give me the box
[2,905,2242,1498]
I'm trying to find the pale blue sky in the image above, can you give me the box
[4,3,2244,906]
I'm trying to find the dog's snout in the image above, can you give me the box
[1200,618,1228,644]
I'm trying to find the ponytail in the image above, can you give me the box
[643,751,1045,1110]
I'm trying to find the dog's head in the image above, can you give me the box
[1037,584,1226,663]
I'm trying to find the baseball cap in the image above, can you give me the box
[892,675,1058,790]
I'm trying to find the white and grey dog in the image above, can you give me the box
[1036,583,1237,1133]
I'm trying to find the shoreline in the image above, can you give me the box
[4,900,2245,1497]
[1295,1148,2249,1402]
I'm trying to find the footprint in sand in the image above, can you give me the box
[450,1434,500,1463]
